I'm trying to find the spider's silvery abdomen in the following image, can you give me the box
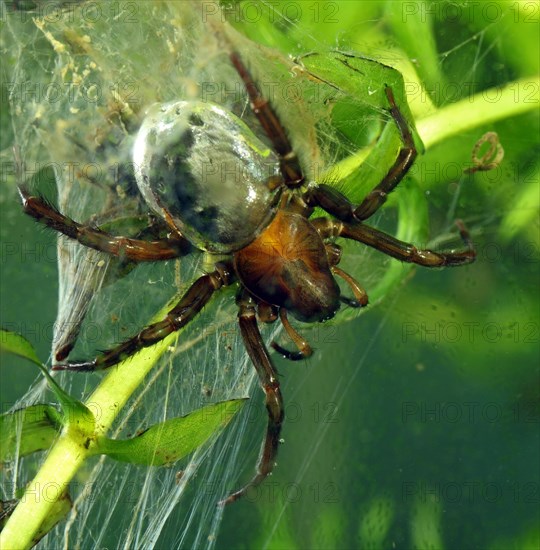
[133,100,282,253]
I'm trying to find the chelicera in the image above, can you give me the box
[18,52,475,504]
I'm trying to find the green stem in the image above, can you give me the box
[331,76,539,180]
[417,75,540,149]
[0,330,176,550]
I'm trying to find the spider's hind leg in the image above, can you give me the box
[18,186,191,261]
[53,262,233,371]
[222,292,284,505]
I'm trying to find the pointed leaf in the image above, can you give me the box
[31,491,72,547]
[37,365,95,435]
[0,329,95,434]
[95,399,246,466]
[0,405,62,461]
[0,499,18,530]
[293,52,424,207]
[0,492,72,544]
[295,51,420,139]
[0,329,41,367]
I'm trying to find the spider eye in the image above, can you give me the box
[133,101,283,253]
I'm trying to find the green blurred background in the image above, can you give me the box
[1,1,539,548]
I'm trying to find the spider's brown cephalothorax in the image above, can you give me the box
[19,50,475,505]
[234,210,341,323]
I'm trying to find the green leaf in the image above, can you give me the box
[0,405,62,462]
[0,328,41,367]
[295,51,423,202]
[312,506,346,549]
[1,493,72,546]
[0,499,18,530]
[296,50,420,136]
[31,491,72,548]
[38,366,95,436]
[410,497,444,550]
[95,399,246,466]
[0,329,95,434]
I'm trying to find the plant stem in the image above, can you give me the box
[0,334,176,550]
[331,76,539,182]
[417,75,540,149]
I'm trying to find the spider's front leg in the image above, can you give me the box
[229,51,304,188]
[304,86,417,223]
[53,262,234,371]
[18,186,191,261]
[221,292,284,505]
[313,218,476,267]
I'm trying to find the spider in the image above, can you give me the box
[18,51,475,504]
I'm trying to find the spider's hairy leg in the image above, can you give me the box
[353,86,418,220]
[221,292,284,505]
[271,308,313,361]
[52,263,234,371]
[304,86,417,222]
[229,51,304,188]
[313,218,476,267]
[18,186,191,261]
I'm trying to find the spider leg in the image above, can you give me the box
[332,266,369,308]
[271,308,313,361]
[322,242,369,308]
[52,263,233,371]
[18,186,191,261]
[229,51,304,188]
[313,218,476,267]
[304,86,417,222]
[221,292,284,505]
